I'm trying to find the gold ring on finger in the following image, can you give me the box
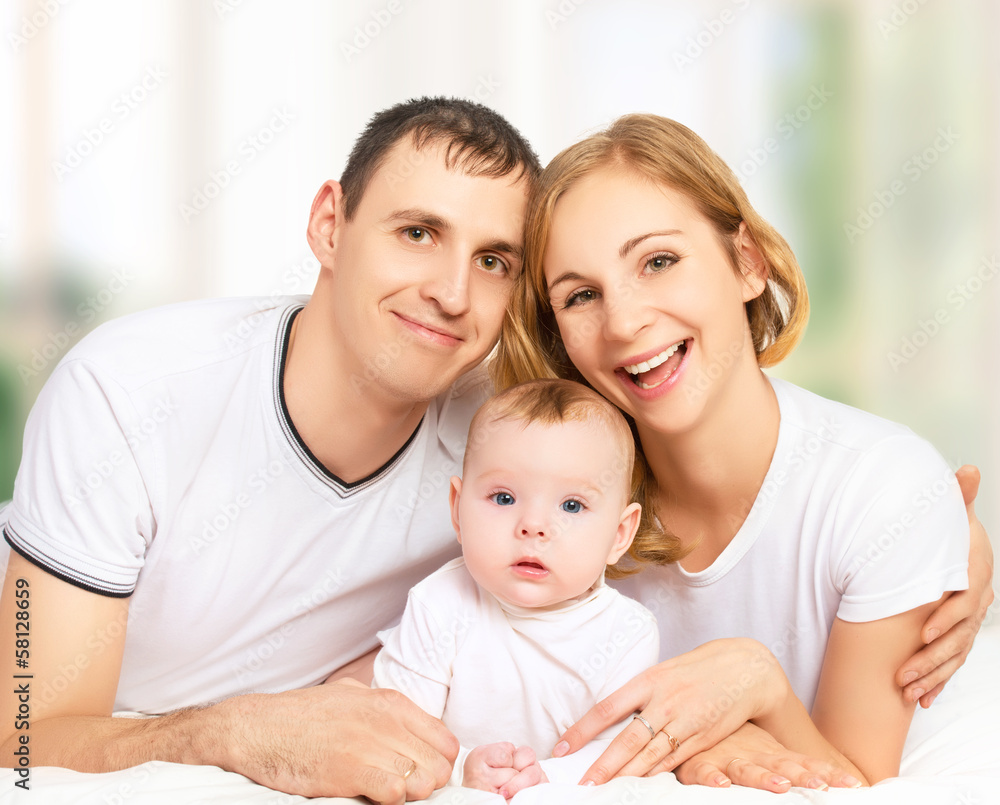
[633,714,656,740]
[402,759,417,780]
[660,730,681,752]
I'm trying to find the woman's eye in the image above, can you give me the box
[564,289,598,308]
[645,253,677,273]
[491,492,515,506]
[476,255,508,275]
[561,499,583,513]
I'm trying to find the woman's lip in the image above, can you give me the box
[616,339,687,371]
[615,340,691,399]
[393,312,463,346]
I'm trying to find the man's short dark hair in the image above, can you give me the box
[339,96,541,220]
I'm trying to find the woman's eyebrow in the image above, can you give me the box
[618,229,683,259]
[547,271,587,293]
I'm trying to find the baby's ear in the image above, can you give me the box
[449,476,463,543]
[607,502,642,565]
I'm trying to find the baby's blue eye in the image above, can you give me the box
[561,500,583,513]
[492,492,515,506]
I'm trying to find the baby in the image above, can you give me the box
[373,378,659,798]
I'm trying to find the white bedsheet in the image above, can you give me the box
[5,627,998,804]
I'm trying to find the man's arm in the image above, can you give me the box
[0,552,457,801]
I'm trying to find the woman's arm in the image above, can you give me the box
[553,638,863,789]
[812,597,943,783]
[897,466,995,707]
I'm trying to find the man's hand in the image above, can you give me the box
[551,638,788,785]
[220,679,458,803]
[897,465,996,707]
[673,722,863,792]
[463,742,547,800]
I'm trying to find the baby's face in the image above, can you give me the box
[451,418,639,609]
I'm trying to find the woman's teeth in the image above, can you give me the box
[623,340,684,376]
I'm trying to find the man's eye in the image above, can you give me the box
[561,500,583,513]
[476,255,508,275]
[491,492,515,506]
[406,227,428,242]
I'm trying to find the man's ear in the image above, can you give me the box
[607,502,642,565]
[735,221,768,302]
[306,180,345,267]
[449,476,463,544]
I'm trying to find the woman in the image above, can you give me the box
[494,114,995,791]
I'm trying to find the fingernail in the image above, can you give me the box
[843,775,863,788]
[912,687,925,700]
[926,628,940,642]
[553,741,569,758]
[583,780,595,787]
[902,671,918,685]
[499,789,509,799]
[809,778,829,790]
[772,776,791,787]
[714,775,731,787]
[926,694,938,708]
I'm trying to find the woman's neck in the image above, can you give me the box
[637,362,780,570]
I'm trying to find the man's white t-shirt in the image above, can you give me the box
[613,376,969,710]
[2,297,481,713]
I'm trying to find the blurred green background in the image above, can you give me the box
[1,1,997,576]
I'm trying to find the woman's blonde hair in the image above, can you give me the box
[491,113,809,573]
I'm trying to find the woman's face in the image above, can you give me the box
[542,167,765,436]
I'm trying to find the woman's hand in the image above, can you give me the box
[464,742,547,799]
[897,465,996,707]
[552,638,789,785]
[672,722,864,792]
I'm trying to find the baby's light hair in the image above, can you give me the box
[465,379,635,501]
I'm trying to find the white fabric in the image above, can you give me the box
[0,296,484,714]
[7,625,999,803]
[373,557,659,781]
[613,375,970,711]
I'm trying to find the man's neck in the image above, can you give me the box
[282,302,429,484]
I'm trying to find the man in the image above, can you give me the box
[0,97,539,802]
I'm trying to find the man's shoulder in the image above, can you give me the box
[59,295,307,390]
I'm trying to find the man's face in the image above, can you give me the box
[325,137,529,403]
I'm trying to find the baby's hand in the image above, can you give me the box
[464,741,548,799]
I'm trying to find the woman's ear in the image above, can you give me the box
[449,476,463,544]
[306,180,345,268]
[607,502,642,565]
[735,222,768,302]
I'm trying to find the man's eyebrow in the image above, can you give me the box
[383,210,522,261]
[484,240,523,261]
[618,229,683,259]
[384,208,452,231]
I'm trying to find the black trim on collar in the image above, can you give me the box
[274,306,424,492]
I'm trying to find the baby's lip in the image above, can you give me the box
[512,556,548,572]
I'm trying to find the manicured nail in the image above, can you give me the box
[926,628,940,642]
[843,775,863,788]
[911,687,925,700]
[902,671,918,685]
[926,693,938,708]
[808,778,829,790]
[553,741,569,758]
[772,776,791,787]
[714,775,731,787]
[583,780,595,787]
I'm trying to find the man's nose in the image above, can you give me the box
[422,250,471,317]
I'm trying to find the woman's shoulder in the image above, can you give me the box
[767,375,957,497]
